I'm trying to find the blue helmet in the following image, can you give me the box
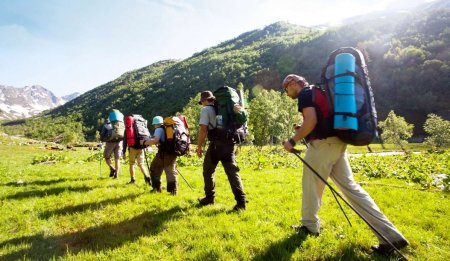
[152,116,163,125]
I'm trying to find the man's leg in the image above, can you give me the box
[128,148,137,183]
[113,141,123,178]
[220,144,246,208]
[164,154,178,195]
[149,152,164,192]
[300,139,334,234]
[135,149,150,181]
[199,145,218,204]
[330,146,408,246]
[103,142,115,177]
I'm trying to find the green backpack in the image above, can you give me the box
[207,86,248,143]
[100,120,125,142]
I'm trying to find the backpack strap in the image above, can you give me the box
[206,104,217,129]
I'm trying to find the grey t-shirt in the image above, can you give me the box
[199,105,216,130]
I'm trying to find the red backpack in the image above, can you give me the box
[125,114,151,149]
[308,85,335,141]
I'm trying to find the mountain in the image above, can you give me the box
[3,1,449,142]
[0,85,79,120]
[61,92,81,103]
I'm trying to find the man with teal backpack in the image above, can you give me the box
[100,109,125,179]
[196,87,248,211]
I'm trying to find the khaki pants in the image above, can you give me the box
[150,152,178,183]
[301,136,406,243]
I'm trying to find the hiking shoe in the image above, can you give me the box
[232,203,246,212]
[128,179,136,184]
[371,239,409,256]
[198,197,215,206]
[291,225,319,237]
[109,167,115,177]
[150,188,162,193]
[144,176,151,186]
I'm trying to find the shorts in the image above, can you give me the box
[128,147,145,165]
[103,141,123,160]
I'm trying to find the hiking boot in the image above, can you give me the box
[113,172,118,179]
[291,225,319,237]
[232,203,246,212]
[167,182,178,196]
[198,197,214,206]
[150,188,162,193]
[371,239,409,256]
[144,176,151,186]
[109,167,115,177]
[128,179,136,184]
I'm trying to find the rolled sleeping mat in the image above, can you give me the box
[109,110,124,122]
[334,53,357,130]
[125,115,135,146]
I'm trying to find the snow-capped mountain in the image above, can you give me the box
[0,85,80,120]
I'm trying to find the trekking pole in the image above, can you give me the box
[144,148,153,186]
[291,148,408,260]
[98,143,103,178]
[176,167,194,191]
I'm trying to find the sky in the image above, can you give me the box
[0,0,432,96]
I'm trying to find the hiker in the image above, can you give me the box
[196,90,247,211]
[122,130,151,185]
[124,114,152,185]
[281,74,409,255]
[141,116,179,195]
[102,109,124,179]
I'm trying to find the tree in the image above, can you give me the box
[423,114,450,149]
[248,90,301,145]
[378,111,414,152]
[179,93,202,144]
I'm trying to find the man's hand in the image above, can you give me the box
[233,104,242,113]
[283,140,294,152]
[140,139,148,146]
[196,146,203,158]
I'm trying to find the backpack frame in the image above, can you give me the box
[320,47,378,146]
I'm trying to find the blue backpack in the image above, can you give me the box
[320,47,378,146]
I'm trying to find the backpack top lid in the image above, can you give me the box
[214,86,241,105]
[109,110,124,122]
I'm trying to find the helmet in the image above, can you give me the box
[281,74,307,89]
[152,116,163,125]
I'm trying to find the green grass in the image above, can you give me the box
[0,135,449,260]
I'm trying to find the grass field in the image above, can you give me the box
[0,135,449,260]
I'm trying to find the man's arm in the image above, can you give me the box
[143,136,160,146]
[283,107,317,151]
[196,124,208,157]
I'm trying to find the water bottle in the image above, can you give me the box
[216,115,223,129]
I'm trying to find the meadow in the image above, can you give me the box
[0,135,449,260]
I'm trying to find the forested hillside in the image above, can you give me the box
[3,2,449,142]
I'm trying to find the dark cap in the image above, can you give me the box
[282,74,308,89]
[198,91,216,104]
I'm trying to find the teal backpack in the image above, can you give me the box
[207,86,248,144]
